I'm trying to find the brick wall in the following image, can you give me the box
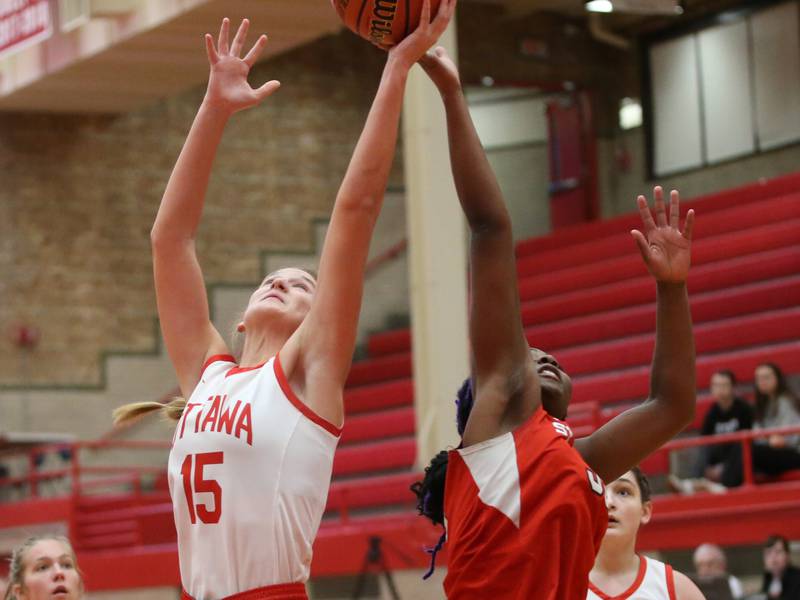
[2,3,799,403]
[0,30,395,389]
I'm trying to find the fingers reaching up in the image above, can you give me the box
[203,17,280,114]
[631,187,694,283]
[389,0,457,69]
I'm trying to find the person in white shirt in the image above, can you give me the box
[588,468,705,600]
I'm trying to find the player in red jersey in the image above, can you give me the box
[588,468,704,600]
[411,47,697,599]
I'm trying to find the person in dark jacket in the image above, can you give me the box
[762,535,800,600]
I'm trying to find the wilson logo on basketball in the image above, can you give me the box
[369,0,398,46]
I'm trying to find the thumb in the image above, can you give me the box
[631,230,650,265]
[254,80,281,102]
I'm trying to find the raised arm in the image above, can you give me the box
[283,0,457,426]
[419,48,535,446]
[152,19,280,397]
[575,188,696,481]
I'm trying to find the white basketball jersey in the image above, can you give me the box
[167,354,341,600]
[587,556,677,600]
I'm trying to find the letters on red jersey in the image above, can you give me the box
[443,406,608,600]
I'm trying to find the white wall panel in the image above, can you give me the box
[698,20,755,163]
[650,35,704,175]
[752,1,800,150]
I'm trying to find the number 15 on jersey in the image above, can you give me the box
[181,452,224,524]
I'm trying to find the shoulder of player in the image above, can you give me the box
[671,568,705,600]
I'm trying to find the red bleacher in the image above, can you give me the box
[1,173,799,590]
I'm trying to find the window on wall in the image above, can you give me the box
[646,1,800,176]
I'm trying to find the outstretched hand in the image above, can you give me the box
[632,187,694,283]
[387,0,457,70]
[418,46,460,96]
[203,18,281,114]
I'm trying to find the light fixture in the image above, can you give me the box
[585,0,613,13]
[585,0,683,14]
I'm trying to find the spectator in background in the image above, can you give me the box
[706,364,800,489]
[702,370,753,485]
[762,535,800,599]
[747,363,800,483]
[703,371,754,475]
[670,370,753,494]
[4,535,84,600]
[693,543,744,599]
[753,364,800,450]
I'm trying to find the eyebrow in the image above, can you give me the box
[33,554,71,563]
[615,477,635,486]
[262,275,316,287]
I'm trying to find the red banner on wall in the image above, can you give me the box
[0,0,53,60]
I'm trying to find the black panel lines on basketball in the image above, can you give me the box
[357,0,369,37]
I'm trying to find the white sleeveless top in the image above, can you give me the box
[587,556,677,600]
[167,354,341,599]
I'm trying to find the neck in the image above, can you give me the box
[593,535,640,576]
[718,396,734,410]
[239,330,289,367]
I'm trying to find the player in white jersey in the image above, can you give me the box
[114,3,456,599]
[587,468,705,600]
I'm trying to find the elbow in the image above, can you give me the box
[336,192,384,219]
[654,392,695,433]
[469,212,513,238]
[150,226,192,255]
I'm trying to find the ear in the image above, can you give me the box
[640,500,653,526]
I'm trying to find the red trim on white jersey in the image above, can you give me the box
[665,565,677,600]
[226,360,268,377]
[201,354,236,377]
[588,556,647,600]
[274,353,342,437]
[182,582,307,600]
[587,557,677,600]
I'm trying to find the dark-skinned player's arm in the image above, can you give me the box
[420,47,538,447]
[575,188,696,482]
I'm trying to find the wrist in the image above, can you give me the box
[385,53,414,78]
[199,95,235,120]
[440,84,465,104]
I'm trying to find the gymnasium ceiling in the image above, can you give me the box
[0,0,751,113]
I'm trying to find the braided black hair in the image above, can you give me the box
[410,450,449,526]
[410,377,474,578]
[411,377,474,526]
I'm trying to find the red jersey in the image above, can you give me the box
[443,405,607,599]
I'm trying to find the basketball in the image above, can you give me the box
[331,0,442,47]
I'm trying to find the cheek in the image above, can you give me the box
[22,573,49,593]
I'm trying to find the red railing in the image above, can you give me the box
[2,425,799,546]
[661,424,800,487]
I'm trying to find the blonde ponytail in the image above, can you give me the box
[113,397,186,425]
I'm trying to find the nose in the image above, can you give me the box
[538,353,560,369]
[52,565,65,580]
[271,277,288,291]
[604,489,615,509]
